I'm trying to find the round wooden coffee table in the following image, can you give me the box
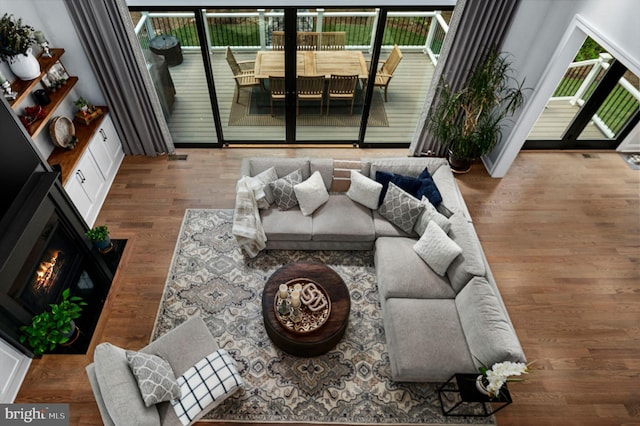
[262,261,350,356]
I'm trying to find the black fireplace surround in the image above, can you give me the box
[0,171,114,357]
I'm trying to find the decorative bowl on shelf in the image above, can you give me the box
[49,116,76,149]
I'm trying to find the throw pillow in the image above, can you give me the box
[375,169,443,207]
[346,170,383,210]
[293,171,330,216]
[414,195,452,235]
[414,170,443,207]
[172,349,244,426]
[268,168,303,210]
[413,220,462,276]
[247,167,278,208]
[378,182,425,234]
[126,350,182,407]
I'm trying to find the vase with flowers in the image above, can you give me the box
[0,14,41,80]
[476,360,532,399]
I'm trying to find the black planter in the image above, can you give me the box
[447,152,472,173]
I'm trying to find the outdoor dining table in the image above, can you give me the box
[254,50,369,79]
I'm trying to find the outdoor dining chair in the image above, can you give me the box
[296,75,325,115]
[269,76,286,116]
[225,46,261,103]
[326,74,359,115]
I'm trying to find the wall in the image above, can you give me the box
[0,0,105,158]
[484,0,640,177]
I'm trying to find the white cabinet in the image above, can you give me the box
[0,337,31,403]
[63,113,124,226]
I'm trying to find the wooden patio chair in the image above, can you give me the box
[296,75,325,115]
[225,46,261,103]
[272,31,284,50]
[297,32,320,50]
[326,74,358,115]
[269,75,286,116]
[369,44,403,102]
[320,32,346,50]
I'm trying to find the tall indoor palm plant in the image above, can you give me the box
[428,49,527,172]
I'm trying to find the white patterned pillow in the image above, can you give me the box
[294,171,330,216]
[346,170,383,210]
[247,167,278,209]
[126,350,181,407]
[171,349,244,426]
[413,220,462,275]
[378,182,425,234]
[414,195,452,236]
[268,169,303,210]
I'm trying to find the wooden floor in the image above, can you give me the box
[165,51,434,144]
[16,149,640,426]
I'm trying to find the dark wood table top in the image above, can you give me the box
[262,261,350,356]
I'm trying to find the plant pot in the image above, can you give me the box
[61,320,80,347]
[9,48,41,80]
[447,151,472,174]
[476,375,490,396]
[92,236,113,253]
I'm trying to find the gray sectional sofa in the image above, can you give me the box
[238,157,526,382]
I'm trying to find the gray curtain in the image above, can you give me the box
[409,0,520,157]
[64,0,174,156]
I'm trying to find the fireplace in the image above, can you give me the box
[0,171,114,356]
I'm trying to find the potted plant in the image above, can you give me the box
[19,288,87,357]
[427,49,528,173]
[86,224,112,252]
[74,97,92,113]
[476,360,533,399]
[0,14,40,80]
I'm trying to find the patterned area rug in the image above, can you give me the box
[228,84,389,127]
[152,209,493,425]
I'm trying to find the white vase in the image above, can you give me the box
[476,375,490,396]
[9,48,41,80]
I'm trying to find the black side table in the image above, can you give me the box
[149,35,183,67]
[438,373,512,417]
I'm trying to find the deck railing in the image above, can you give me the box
[551,53,639,138]
[132,9,448,66]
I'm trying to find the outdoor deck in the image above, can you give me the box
[162,50,435,144]
[528,99,605,140]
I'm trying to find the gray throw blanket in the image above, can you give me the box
[232,176,267,257]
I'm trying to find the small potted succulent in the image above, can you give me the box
[86,224,112,252]
[0,14,40,79]
[19,288,87,357]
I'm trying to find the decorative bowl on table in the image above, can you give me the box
[274,278,331,334]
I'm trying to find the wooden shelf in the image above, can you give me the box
[48,106,109,185]
[8,48,68,107]
[22,77,78,138]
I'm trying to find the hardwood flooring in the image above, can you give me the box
[15,149,640,426]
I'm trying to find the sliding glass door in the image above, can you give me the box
[128,6,451,147]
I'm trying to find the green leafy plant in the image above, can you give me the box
[19,288,87,356]
[86,224,109,242]
[74,97,89,109]
[427,48,528,164]
[0,14,37,62]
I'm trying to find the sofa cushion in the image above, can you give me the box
[456,277,526,369]
[126,350,182,407]
[310,158,334,191]
[413,221,462,276]
[346,170,383,210]
[372,210,412,238]
[269,169,303,210]
[260,208,312,241]
[94,343,160,426]
[368,157,447,180]
[446,214,486,293]
[378,183,424,234]
[246,158,311,181]
[312,195,375,242]
[375,237,456,299]
[294,171,330,216]
[414,196,452,235]
[384,298,476,381]
[171,349,243,426]
[248,166,278,207]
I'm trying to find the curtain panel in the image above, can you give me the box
[409,0,520,157]
[64,0,174,156]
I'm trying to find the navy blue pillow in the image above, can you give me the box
[375,168,442,207]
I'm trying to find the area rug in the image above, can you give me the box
[228,83,389,127]
[152,209,493,425]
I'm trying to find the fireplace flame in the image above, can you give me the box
[33,250,62,293]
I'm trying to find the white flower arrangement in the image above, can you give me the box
[479,361,531,399]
